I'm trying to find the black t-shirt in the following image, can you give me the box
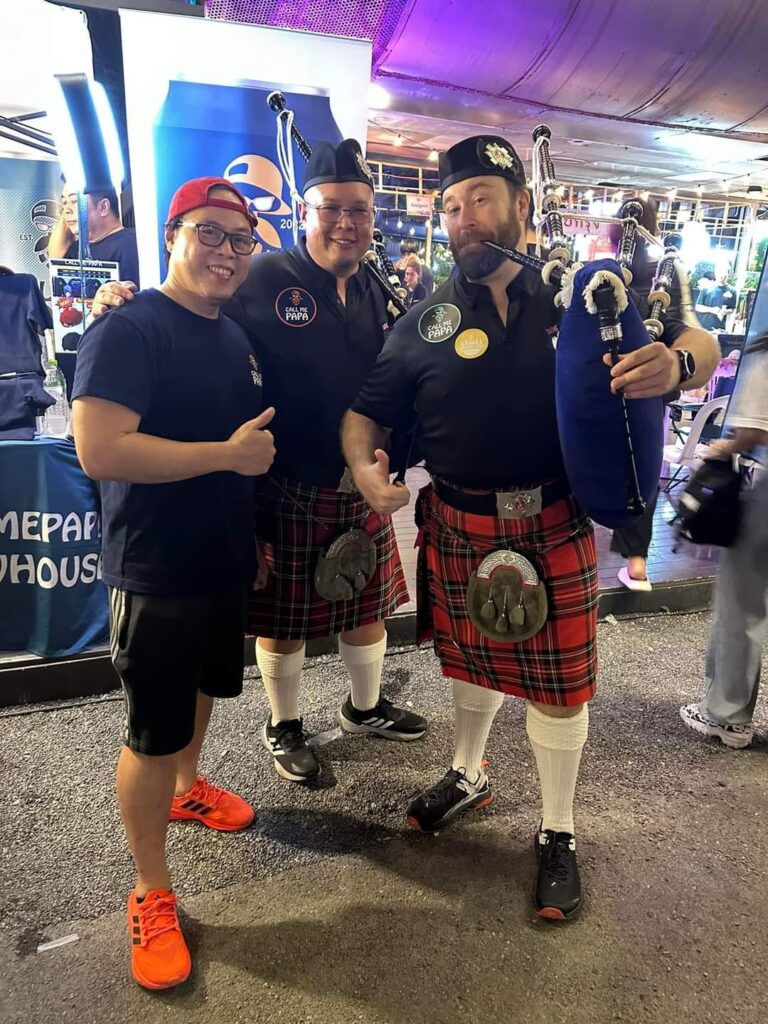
[225,238,390,487]
[352,267,688,489]
[697,283,737,331]
[0,273,51,375]
[66,228,140,287]
[72,289,263,596]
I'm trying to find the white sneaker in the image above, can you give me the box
[679,703,753,749]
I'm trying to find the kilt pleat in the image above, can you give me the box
[416,484,598,705]
[248,477,409,640]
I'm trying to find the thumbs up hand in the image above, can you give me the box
[352,448,411,514]
[227,407,276,476]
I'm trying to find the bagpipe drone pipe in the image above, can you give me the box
[485,125,682,529]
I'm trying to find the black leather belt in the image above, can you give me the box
[432,476,571,516]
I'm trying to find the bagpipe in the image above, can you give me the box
[485,124,684,529]
[267,91,408,320]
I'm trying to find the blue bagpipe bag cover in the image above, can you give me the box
[555,258,664,529]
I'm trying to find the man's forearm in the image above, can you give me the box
[672,328,720,389]
[341,410,389,471]
[78,431,232,483]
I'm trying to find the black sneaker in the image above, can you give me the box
[406,768,493,833]
[534,829,581,921]
[261,718,320,782]
[338,695,427,742]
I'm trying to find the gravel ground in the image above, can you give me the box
[2,610,768,1023]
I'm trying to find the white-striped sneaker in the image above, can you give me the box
[680,703,753,749]
[338,695,427,741]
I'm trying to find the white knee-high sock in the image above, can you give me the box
[339,633,387,712]
[451,678,505,784]
[255,640,306,725]
[526,702,589,835]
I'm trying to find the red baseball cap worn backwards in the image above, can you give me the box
[166,177,257,230]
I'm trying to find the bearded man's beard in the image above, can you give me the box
[451,215,523,280]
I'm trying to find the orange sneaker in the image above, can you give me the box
[170,776,255,832]
[127,889,191,990]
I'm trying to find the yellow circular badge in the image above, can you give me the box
[454,328,489,359]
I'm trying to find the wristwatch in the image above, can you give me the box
[676,349,696,385]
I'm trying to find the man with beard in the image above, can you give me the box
[91,140,427,784]
[342,135,718,919]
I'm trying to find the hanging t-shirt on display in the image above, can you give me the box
[0,273,54,439]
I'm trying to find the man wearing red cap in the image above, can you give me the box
[72,178,275,989]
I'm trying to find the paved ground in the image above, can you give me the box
[2,611,768,1024]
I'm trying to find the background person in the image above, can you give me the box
[49,187,140,286]
[680,333,768,748]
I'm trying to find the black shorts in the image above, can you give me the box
[110,587,247,756]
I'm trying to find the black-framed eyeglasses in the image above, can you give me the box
[177,220,257,255]
[304,202,375,225]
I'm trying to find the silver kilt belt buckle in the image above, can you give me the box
[495,486,543,520]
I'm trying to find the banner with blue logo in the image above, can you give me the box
[0,438,108,657]
[120,11,371,288]
[153,81,342,273]
[0,157,63,291]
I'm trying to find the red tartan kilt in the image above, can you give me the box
[248,478,409,640]
[416,485,598,706]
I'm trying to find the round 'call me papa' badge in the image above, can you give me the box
[454,328,489,359]
[418,303,462,343]
[275,287,317,327]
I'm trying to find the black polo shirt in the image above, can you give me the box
[225,238,390,487]
[697,283,737,331]
[352,267,689,490]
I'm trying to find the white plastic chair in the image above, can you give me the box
[662,396,730,491]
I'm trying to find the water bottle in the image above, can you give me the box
[40,360,71,437]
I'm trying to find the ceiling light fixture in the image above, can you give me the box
[367,83,390,109]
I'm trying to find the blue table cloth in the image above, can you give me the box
[0,437,109,656]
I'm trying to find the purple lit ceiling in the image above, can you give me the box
[206,0,768,196]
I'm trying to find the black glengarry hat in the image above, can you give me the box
[439,135,526,192]
[303,138,375,193]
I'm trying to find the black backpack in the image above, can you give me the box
[674,457,745,548]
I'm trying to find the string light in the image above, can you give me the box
[393,134,404,147]
[396,219,403,229]
[428,150,438,162]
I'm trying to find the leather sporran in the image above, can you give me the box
[314,529,377,602]
[466,550,548,643]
